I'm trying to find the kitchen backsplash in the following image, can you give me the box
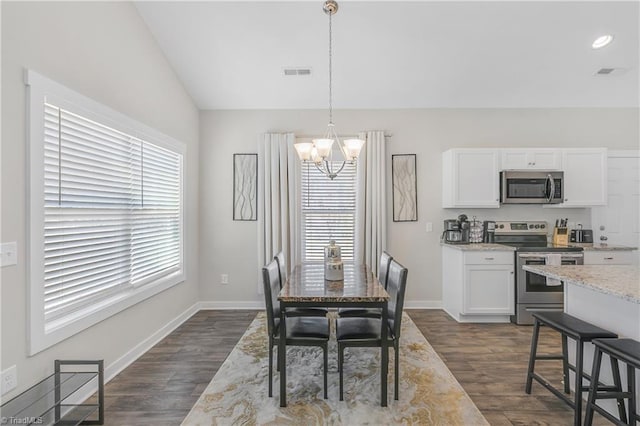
[442,205,591,236]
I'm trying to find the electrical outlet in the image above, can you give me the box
[0,242,18,267]
[425,222,433,232]
[1,365,17,395]
[220,274,229,285]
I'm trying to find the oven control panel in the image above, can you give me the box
[495,221,548,234]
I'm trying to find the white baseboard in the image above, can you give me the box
[104,301,201,382]
[63,301,201,411]
[404,300,443,309]
[199,300,263,310]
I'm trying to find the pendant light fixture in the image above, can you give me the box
[294,0,365,180]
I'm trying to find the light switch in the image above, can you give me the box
[1,242,18,267]
[425,222,433,232]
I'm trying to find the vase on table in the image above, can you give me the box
[324,240,344,282]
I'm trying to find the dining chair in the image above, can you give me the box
[274,251,328,318]
[262,259,329,399]
[336,258,408,401]
[337,251,393,318]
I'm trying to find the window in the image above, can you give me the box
[27,71,185,354]
[301,152,356,261]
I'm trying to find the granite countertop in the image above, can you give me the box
[441,243,516,251]
[522,265,640,304]
[568,243,638,251]
[442,242,637,252]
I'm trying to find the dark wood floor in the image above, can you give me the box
[100,309,608,425]
[101,310,258,426]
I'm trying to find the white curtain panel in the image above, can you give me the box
[257,133,300,293]
[354,130,387,276]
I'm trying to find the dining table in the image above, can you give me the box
[277,262,390,407]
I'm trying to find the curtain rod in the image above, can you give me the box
[295,133,393,138]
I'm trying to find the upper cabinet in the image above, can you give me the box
[501,149,562,170]
[442,147,607,208]
[555,148,607,207]
[442,149,500,208]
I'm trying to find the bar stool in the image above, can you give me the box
[526,312,626,426]
[585,338,640,426]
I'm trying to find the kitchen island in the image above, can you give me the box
[522,264,640,418]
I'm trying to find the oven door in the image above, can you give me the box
[516,252,583,304]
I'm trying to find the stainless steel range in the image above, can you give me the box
[494,221,584,325]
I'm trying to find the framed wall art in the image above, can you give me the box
[392,154,418,222]
[233,153,258,221]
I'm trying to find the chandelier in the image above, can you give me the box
[294,0,365,180]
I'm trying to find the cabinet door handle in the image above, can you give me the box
[484,257,494,260]
[604,257,614,260]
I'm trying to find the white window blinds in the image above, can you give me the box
[42,103,182,324]
[301,159,356,261]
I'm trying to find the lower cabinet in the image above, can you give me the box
[583,250,637,265]
[463,264,514,314]
[442,246,515,323]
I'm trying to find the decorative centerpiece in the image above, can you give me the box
[324,240,344,282]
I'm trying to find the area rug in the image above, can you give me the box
[182,312,488,425]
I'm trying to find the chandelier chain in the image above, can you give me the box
[328,10,333,125]
[292,1,364,181]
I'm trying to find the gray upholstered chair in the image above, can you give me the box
[337,251,393,318]
[274,251,328,318]
[336,258,408,401]
[262,259,329,399]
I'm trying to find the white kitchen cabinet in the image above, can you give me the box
[552,148,607,207]
[501,149,562,170]
[583,250,637,265]
[442,149,500,208]
[442,246,514,322]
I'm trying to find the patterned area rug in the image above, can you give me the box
[182,312,488,425]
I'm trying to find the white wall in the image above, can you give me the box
[199,108,639,307]
[0,2,199,399]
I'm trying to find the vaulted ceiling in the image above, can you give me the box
[135,1,639,109]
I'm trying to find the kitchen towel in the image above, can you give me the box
[544,254,562,286]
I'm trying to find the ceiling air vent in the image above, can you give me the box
[283,67,312,76]
[595,67,626,76]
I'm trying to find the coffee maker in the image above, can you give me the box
[483,221,496,243]
[442,215,470,244]
[442,219,463,243]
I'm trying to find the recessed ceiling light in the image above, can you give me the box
[592,35,614,49]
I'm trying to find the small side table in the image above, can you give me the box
[0,359,104,425]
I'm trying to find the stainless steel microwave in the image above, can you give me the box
[500,171,564,204]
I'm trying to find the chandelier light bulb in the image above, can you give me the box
[312,138,334,159]
[342,139,365,161]
[294,142,314,161]
[311,146,322,164]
